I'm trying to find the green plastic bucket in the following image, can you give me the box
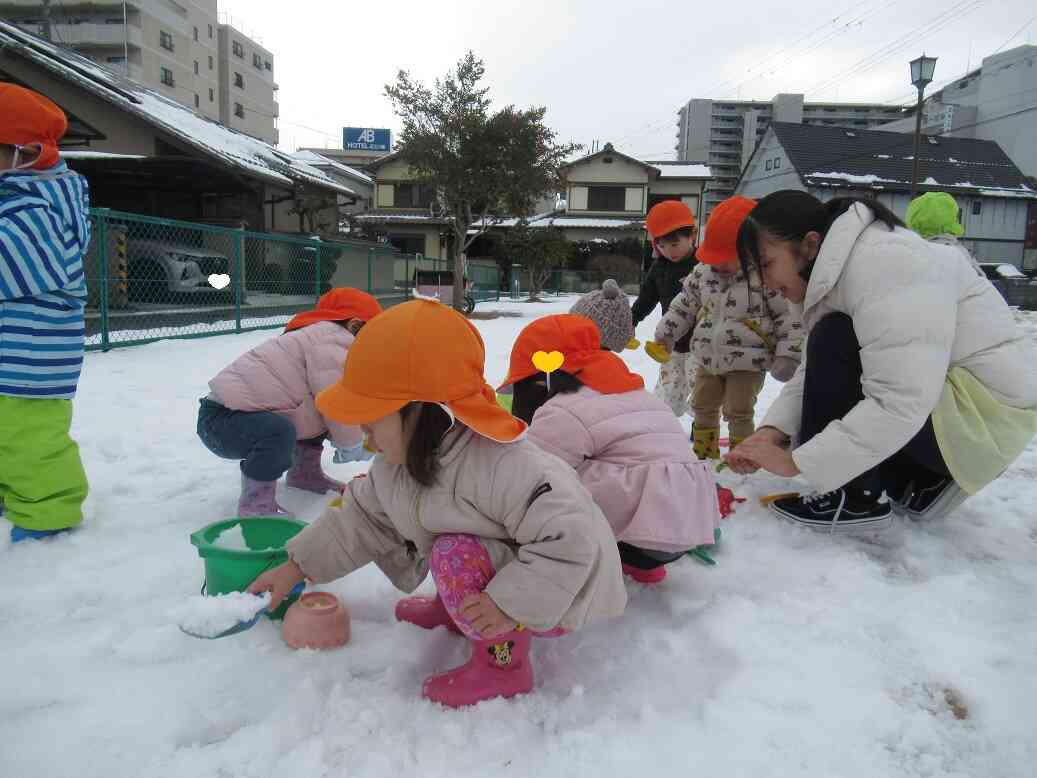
[190,517,308,620]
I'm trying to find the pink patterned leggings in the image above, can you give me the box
[430,534,565,641]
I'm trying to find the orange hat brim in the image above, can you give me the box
[317,378,527,443]
[695,243,737,265]
[316,382,408,426]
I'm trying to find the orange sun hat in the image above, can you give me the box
[697,196,757,266]
[284,287,383,332]
[498,314,645,395]
[645,200,696,241]
[0,84,68,170]
[316,300,526,443]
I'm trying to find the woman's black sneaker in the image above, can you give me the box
[770,489,893,532]
[903,478,967,521]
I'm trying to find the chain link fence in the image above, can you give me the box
[83,210,500,351]
[505,267,644,300]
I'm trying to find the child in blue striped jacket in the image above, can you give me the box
[0,85,90,543]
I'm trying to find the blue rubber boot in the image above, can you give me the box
[11,526,72,543]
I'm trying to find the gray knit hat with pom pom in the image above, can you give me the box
[569,278,633,352]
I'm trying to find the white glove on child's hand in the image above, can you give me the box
[770,356,799,383]
[333,441,376,464]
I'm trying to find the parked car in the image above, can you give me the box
[126,240,232,303]
[414,270,475,315]
[978,262,1037,310]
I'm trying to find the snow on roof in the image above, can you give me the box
[61,151,146,160]
[290,150,373,187]
[807,171,904,185]
[0,20,352,197]
[651,163,713,179]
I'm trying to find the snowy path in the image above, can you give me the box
[2,298,1036,778]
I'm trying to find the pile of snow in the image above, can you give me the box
[211,523,276,551]
[2,298,1037,777]
[173,591,270,638]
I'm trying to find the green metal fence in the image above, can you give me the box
[506,267,644,299]
[83,209,498,351]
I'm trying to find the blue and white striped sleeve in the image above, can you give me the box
[0,203,73,301]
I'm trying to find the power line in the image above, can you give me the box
[807,0,985,97]
[992,12,1037,54]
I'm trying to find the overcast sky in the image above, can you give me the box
[218,0,1036,160]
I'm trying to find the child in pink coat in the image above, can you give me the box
[500,313,721,584]
[197,288,382,516]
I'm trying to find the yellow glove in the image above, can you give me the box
[626,337,641,350]
[644,340,671,364]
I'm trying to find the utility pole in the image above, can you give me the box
[40,0,53,42]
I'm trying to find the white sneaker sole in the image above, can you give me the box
[769,504,895,533]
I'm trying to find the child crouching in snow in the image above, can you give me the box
[503,313,721,584]
[196,288,381,517]
[249,300,626,708]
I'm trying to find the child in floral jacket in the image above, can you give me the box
[649,197,803,459]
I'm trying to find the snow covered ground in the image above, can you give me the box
[3,297,1036,778]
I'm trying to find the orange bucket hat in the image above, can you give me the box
[498,314,645,395]
[697,196,757,266]
[645,200,696,241]
[284,287,383,332]
[0,84,67,170]
[316,300,526,443]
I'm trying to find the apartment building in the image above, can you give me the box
[2,1,277,143]
[676,93,905,215]
[217,22,278,145]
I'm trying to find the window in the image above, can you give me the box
[104,18,123,24]
[159,30,174,52]
[264,60,272,71]
[774,157,781,169]
[209,87,214,102]
[160,67,175,87]
[232,40,244,58]
[208,55,214,70]
[972,201,982,216]
[253,53,263,69]
[193,60,199,75]
[234,103,245,118]
[193,26,198,41]
[194,94,200,108]
[106,55,126,64]
[765,159,772,171]
[234,72,244,89]
[208,24,213,39]
[587,186,626,212]
[393,183,435,209]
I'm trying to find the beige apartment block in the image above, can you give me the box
[217,22,278,145]
[1,1,275,140]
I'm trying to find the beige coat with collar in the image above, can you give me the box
[763,203,1037,493]
[287,426,627,633]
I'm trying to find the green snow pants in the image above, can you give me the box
[0,396,88,531]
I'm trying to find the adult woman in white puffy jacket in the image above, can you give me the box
[725,191,1037,531]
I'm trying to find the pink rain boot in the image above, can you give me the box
[238,473,293,517]
[422,629,533,708]
[285,443,345,495]
[395,594,461,634]
[622,563,667,584]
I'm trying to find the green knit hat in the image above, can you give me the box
[906,192,964,240]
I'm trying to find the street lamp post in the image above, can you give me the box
[909,54,938,199]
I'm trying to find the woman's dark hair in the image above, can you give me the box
[736,191,904,281]
[510,370,583,425]
[400,401,453,486]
